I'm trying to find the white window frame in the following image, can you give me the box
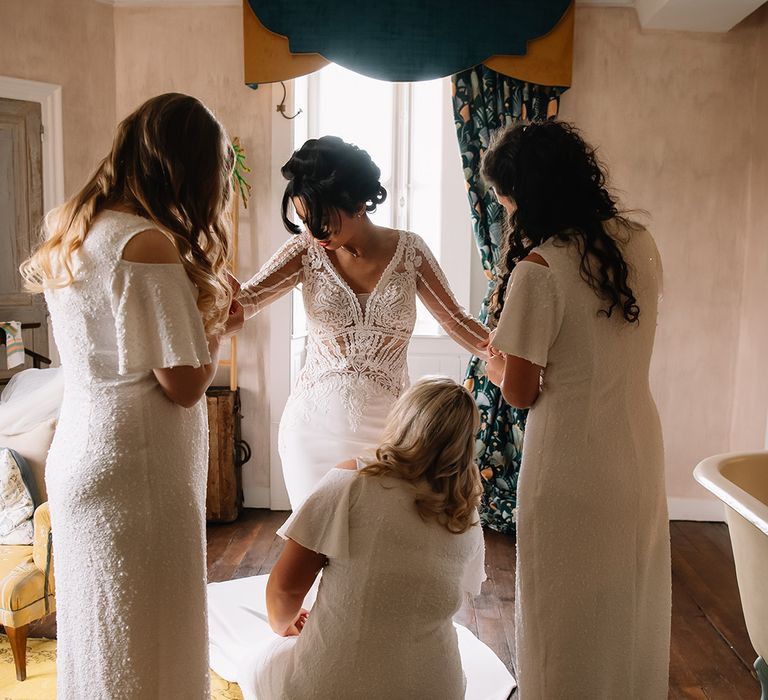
[265,76,479,507]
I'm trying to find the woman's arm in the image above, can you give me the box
[152,336,220,409]
[486,351,541,409]
[123,229,244,408]
[237,235,308,319]
[486,251,553,409]
[153,299,244,408]
[266,538,327,636]
[412,234,490,358]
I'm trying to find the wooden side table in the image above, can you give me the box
[206,386,250,523]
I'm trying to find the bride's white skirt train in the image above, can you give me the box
[207,575,516,700]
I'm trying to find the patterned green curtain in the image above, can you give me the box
[452,66,564,534]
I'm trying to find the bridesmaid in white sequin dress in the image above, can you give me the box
[21,94,241,699]
[484,121,669,699]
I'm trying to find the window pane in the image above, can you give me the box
[316,64,394,186]
[370,177,393,228]
[409,78,445,335]
[409,78,443,259]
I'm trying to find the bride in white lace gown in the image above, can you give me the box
[208,138,513,698]
[239,136,489,507]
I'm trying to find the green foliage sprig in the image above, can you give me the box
[231,139,252,209]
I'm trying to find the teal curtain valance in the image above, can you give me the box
[247,0,571,82]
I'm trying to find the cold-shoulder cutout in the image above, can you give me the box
[335,459,359,471]
[522,252,549,267]
[122,228,180,265]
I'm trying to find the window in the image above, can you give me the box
[291,64,470,337]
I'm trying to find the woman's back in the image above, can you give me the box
[541,222,660,395]
[264,468,484,700]
[45,209,209,390]
[494,221,670,699]
[522,224,664,482]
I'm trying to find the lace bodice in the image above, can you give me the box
[239,230,489,428]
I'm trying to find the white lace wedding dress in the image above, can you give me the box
[206,231,515,698]
[239,229,489,507]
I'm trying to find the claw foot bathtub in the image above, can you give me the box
[694,452,768,699]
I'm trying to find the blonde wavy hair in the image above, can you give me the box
[361,377,482,534]
[20,93,234,333]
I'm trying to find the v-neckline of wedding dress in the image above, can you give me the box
[317,229,405,323]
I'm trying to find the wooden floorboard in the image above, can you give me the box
[206,509,267,583]
[207,512,762,698]
[671,523,758,673]
[485,529,518,674]
[229,511,288,580]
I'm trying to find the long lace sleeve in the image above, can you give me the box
[238,234,309,318]
[412,233,490,358]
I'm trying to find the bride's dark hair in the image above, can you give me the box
[482,120,640,324]
[280,136,387,240]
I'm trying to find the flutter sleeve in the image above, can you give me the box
[492,261,565,368]
[238,234,309,318]
[460,524,487,596]
[276,469,359,559]
[411,233,490,357]
[112,262,211,376]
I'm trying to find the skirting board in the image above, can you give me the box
[668,497,726,522]
[246,491,727,522]
[243,485,272,511]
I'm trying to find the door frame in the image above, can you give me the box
[0,76,64,212]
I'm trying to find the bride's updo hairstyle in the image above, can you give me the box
[280,135,387,240]
[361,377,482,534]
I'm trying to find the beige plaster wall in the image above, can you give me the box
[731,4,768,454]
[3,0,766,509]
[114,4,275,505]
[560,7,765,502]
[0,0,116,194]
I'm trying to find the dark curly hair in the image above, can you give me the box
[281,136,387,240]
[482,120,640,324]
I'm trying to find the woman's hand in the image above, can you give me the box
[486,329,503,358]
[475,336,491,362]
[222,299,244,337]
[280,608,310,637]
[225,270,242,295]
[485,353,505,387]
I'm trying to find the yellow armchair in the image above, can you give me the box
[0,502,55,681]
[0,418,58,682]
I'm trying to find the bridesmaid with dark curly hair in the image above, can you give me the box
[483,121,670,699]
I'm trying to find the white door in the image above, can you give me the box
[0,96,47,383]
